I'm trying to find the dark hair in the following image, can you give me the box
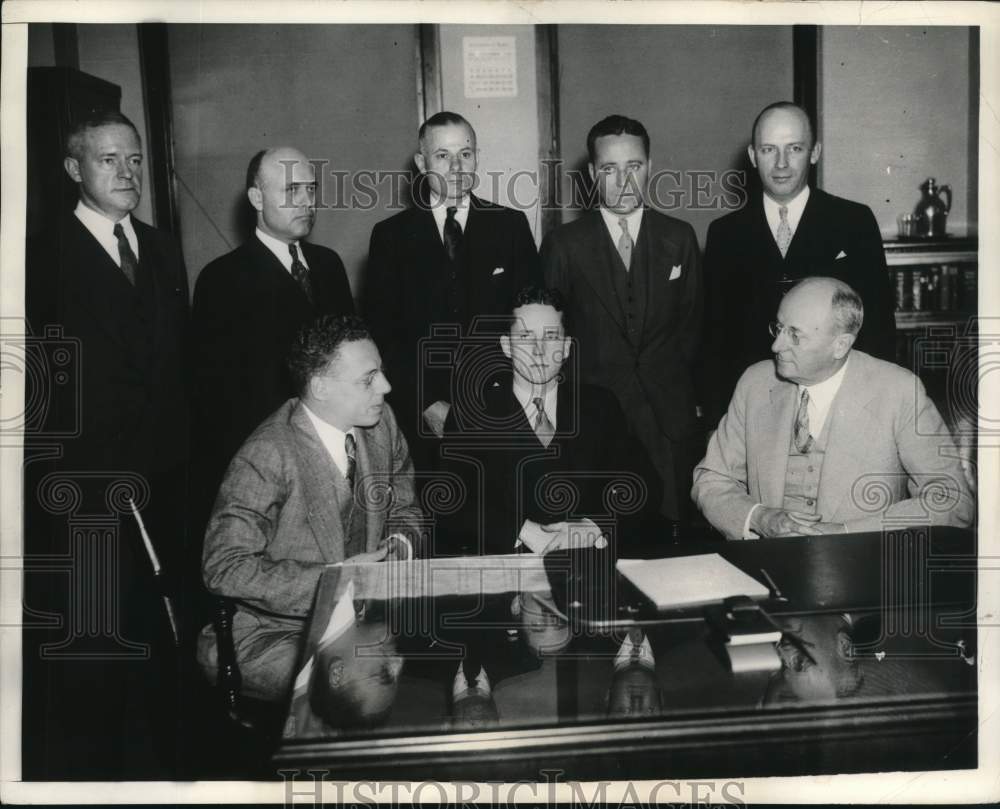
[246,149,267,191]
[418,111,475,147]
[65,110,140,159]
[586,115,650,164]
[509,285,569,332]
[287,314,373,396]
[751,101,816,148]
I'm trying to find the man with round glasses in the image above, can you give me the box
[692,277,973,539]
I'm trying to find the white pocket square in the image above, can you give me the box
[492,267,505,276]
[668,265,682,280]
[835,250,847,260]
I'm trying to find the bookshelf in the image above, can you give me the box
[884,238,977,480]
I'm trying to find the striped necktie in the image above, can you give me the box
[532,397,555,447]
[794,389,813,454]
[776,205,792,258]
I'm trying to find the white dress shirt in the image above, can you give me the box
[743,355,850,538]
[74,201,139,266]
[599,205,643,248]
[256,227,309,274]
[429,193,470,242]
[302,403,354,478]
[762,186,809,246]
[512,379,558,431]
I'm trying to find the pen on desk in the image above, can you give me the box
[760,567,787,602]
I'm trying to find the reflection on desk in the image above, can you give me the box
[273,527,977,780]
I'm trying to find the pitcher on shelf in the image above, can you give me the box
[914,177,952,238]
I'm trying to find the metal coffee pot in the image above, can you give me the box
[913,177,951,238]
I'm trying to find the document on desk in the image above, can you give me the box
[616,553,769,610]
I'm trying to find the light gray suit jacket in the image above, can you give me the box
[692,351,974,539]
[202,398,424,620]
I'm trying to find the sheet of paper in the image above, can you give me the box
[616,553,769,610]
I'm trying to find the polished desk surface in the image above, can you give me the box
[274,527,977,779]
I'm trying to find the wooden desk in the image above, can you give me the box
[273,527,977,780]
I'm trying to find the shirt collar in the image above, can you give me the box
[256,227,306,273]
[430,192,471,233]
[301,402,354,474]
[75,200,133,237]
[762,185,810,233]
[799,353,849,409]
[511,376,558,427]
[598,205,643,245]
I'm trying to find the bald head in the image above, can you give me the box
[771,277,860,386]
[247,146,317,243]
[748,103,821,205]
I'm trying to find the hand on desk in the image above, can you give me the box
[422,400,451,438]
[348,545,390,564]
[752,507,847,537]
[519,519,608,553]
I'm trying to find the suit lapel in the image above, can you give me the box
[758,379,796,505]
[248,235,313,304]
[63,217,138,348]
[289,403,346,563]
[817,356,878,520]
[575,211,628,335]
[356,421,389,553]
[785,189,820,266]
[750,196,784,267]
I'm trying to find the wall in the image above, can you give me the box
[555,25,795,247]
[168,24,419,298]
[820,26,976,238]
[27,23,154,225]
[76,24,154,226]
[438,25,541,243]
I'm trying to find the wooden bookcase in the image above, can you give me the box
[884,237,978,476]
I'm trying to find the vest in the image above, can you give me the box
[604,219,649,347]
[781,399,836,515]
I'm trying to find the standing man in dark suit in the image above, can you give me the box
[366,112,539,463]
[701,101,896,424]
[541,115,703,531]
[24,111,189,778]
[192,146,354,513]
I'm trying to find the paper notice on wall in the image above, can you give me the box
[464,36,517,98]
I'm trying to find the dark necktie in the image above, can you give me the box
[443,206,463,263]
[289,243,313,304]
[344,432,357,490]
[113,223,138,286]
[794,389,813,454]
[532,397,555,448]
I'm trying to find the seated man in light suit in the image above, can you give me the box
[692,277,973,539]
[198,314,423,702]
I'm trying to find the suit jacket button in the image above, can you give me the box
[806,498,814,506]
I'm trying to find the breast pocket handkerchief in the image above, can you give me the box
[668,264,682,281]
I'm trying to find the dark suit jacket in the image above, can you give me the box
[191,235,354,492]
[365,195,539,441]
[702,188,897,423]
[541,209,703,442]
[26,213,190,478]
[436,377,661,557]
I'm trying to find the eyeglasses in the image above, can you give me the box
[768,321,803,346]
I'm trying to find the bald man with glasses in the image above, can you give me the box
[692,277,973,539]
